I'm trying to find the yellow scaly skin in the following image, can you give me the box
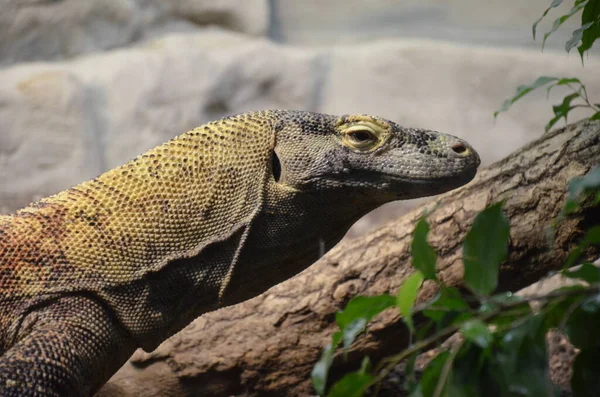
[0,110,480,396]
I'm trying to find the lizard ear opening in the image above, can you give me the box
[271,151,282,182]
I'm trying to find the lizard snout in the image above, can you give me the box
[444,135,481,167]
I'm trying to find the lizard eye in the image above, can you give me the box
[348,129,376,143]
[341,124,381,151]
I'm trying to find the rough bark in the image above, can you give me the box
[99,120,600,397]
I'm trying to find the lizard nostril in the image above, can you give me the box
[451,143,469,156]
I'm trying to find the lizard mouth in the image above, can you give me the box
[379,167,478,185]
[379,167,478,195]
[329,167,479,198]
[300,167,478,197]
[341,166,477,185]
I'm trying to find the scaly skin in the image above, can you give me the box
[0,110,480,396]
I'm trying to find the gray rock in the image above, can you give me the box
[0,66,104,211]
[1,30,599,220]
[0,0,269,66]
[271,0,585,49]
[169,0,269,37]
[0,31,323,212]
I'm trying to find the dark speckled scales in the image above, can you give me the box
[0,296,132,396]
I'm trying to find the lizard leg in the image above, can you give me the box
[0,295,135,397]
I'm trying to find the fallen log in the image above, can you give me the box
[98,120,600,397]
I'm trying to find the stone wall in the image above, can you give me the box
[1,0,599,234]
[0,0,268,65]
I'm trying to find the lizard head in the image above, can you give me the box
[218,110,481,307]
[272,111,481,202]
[213,110,481,308]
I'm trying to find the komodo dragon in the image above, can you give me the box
[0,110,480,396]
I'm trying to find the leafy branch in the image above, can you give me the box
[495,0,600,130]
[311,167,600,397]
[533,0,600,57]
[310,3,600,394]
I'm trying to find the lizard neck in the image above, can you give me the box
[217,183,385,306]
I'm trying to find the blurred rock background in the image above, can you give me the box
[1,0,599,236]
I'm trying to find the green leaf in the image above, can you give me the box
[494,76,558,118]
[327,357,374,397]
[563,263,600,283]
[563,166,600,214]
[359,356,371,373]
[571,347,600,396]
[564,246,585,269]
[591,111,600,120]
[463,202,510,296]
[449,343,489,397]
[585,225,600,245]
[545,77,581,97]
[565,225,600,268]
[481,292,530,329]
[411,217,438,280]
[563,199,580,214]
[569,166,600,196]
[532,0,564,39]
[326,372,373,397]
[545,92,581,132]
[566,21,595,52]
[430,287,470,311]
[341,319,367,354]
[542,0,589,50]
[489,291,525,306]
[336,295,397,330]
[396,271,425,332]
[567,166,600,200]
[565,295,600,349]
[489,315,554,396]
[403,352,420,393]
[312,331,342,396]
[488,302,533,330]
[460,320,493,349]
[335,295,396,352]
[578,0,600,60]
[424,286,471,327]
[541,290,580,329]
[420,351,451,397]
